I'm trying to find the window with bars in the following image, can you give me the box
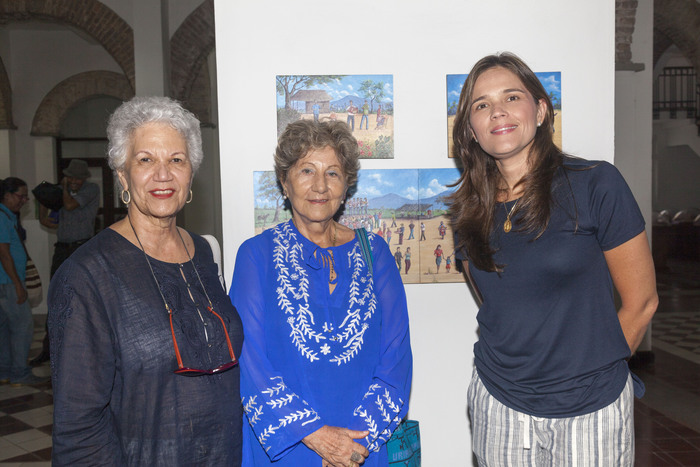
[653,66,699,121]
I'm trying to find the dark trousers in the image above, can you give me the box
[50,241,87,277]
[36,240,89,361]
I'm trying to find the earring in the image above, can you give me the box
[120,189,131,205]
[186,190,193,204]
[537,122,542,127]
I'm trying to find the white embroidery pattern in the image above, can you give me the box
[249,376,320,450]
[273,222,376,365]
[354,384,404,452]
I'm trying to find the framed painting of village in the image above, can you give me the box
[254,167,464,284]
[276,74,394,158]
[446,72,562,158]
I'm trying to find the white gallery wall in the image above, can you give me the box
[215,0,615,464]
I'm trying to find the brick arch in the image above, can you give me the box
[0,57,15,130]
[0,0,135,90]
[32,71,133,136]
[615,0,638,66]
[170,0,214,125]
[653,0,700,73]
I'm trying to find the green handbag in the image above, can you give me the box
[387,419,421,466]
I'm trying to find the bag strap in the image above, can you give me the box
[354,228,373,276]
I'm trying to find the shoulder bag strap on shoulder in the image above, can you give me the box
[354,228,373,277]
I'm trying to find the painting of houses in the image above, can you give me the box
[290,89,332,115]
[276,74,395,158]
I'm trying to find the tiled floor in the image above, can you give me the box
[634,349,700,466]
[0,324,52,466]
[1,259,699,466]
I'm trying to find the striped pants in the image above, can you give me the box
[467,370,634,466]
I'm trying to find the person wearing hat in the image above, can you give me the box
[32,159,99,365]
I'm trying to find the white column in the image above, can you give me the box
[133,0,170,96]
[28,136,57,315]
[33,136,55,185]
[614,0,654,353]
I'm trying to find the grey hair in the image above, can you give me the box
[275,120,360,188]
[106,96,203,175]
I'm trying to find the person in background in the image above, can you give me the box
[31,158,100,366]
[433,244,443,273]
[49,96,243,465]
[231,119,412,466]
[360,100,370,130]
[312,100,321,123]
[394,246,403,272]
[451,52,657,465]
[375,104,386,130]
[346,100,358,131]
[0,177,49,387]
[41,159,100,276]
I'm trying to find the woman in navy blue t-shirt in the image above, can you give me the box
[450,52,658,466]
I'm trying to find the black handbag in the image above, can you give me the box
[32,181,63,211]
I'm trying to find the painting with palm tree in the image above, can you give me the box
[277,74,394,158]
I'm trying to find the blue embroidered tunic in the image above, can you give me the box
[231,220,412,466]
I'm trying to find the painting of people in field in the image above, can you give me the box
[276,74,394,158]
[254,167,464,284]
[446,72,562,158]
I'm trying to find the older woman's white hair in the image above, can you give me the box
[107,96,203,175]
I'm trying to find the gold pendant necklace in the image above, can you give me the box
[503,199,519,233]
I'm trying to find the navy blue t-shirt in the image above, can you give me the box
[467,158,645,417]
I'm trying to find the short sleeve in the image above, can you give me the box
[589,162,645,251]
[0,216,12,244]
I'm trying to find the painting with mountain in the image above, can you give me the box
[254,167,464,284]
[276,74,394,158]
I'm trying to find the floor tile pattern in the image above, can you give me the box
[652,311,700,365]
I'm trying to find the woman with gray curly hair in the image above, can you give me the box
[230,119,412,467]
[49,96,243,466]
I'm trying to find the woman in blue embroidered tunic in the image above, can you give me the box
[451,53,658,465]
[48,97,243,466]
[231,120,412,467]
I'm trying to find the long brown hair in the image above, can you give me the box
[450,52,564,272]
